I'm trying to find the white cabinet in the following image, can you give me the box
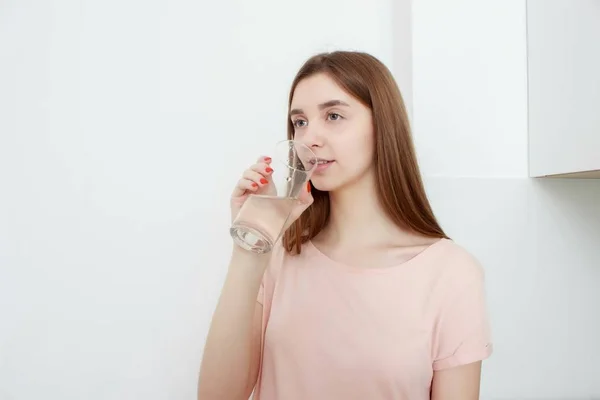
[527,0,600,178]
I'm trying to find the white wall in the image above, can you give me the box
[1,1,599,400]
[0,0,393,399]
[412,1,600,399]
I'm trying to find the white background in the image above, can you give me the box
[1,0,599,399]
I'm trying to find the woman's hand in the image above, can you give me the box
[230,155,314,228]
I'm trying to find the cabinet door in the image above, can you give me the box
[527,0,600,178]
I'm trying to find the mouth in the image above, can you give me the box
[310,158,334,166]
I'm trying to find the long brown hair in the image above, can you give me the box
[282,51,447,254]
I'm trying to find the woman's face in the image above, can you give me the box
[290,73,375,192]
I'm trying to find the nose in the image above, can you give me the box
[298,124,324,149]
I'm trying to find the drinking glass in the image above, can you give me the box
[230,140,317,254]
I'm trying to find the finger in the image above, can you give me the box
[249,162,274,176]
[256,155,272,165]
[243,169,270,187]
[232,178,259,197]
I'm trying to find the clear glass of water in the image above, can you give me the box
[230,140,317,254]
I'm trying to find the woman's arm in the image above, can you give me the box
[431,361,482,400]
[197,247,269,400]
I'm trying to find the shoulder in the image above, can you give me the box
[438,239,483,272]
[259,240,312,306]
[262,240,304,282]
[430,238,486,290]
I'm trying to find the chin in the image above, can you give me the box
[310,174,346,192]
[311,166,372,193]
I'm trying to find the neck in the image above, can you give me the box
[323,173,409,247]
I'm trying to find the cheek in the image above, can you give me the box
[337,124,375,169]
[355,140,375,173]
[353,121,375,160]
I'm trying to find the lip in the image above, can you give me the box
[312,159,334,173]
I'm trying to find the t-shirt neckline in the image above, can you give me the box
[304,237,449,274]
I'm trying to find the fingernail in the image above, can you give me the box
[252,182,258,188]
[307,182,311,192]
[264,157,272,162]
[260,178,268,185]
[265,167,273,173]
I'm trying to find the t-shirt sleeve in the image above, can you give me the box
[432,256,493,371]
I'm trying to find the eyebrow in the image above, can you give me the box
[289,100,350,117]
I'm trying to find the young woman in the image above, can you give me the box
[198,51,493,400]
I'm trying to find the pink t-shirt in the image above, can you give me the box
[254,238,493,400]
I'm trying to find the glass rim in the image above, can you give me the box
[274,139,318,172]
